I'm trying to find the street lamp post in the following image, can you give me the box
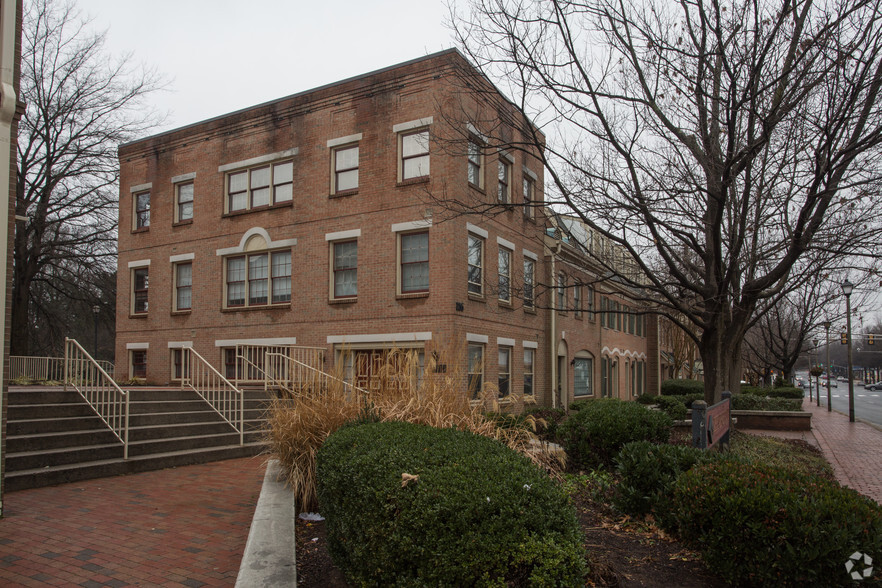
[841,279,855,422]
[822,320,832,412]
[92,305,100,359]
[813,338,820,407]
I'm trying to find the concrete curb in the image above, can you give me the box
[235,459,297,587]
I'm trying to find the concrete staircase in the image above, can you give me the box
[5,386,274,492]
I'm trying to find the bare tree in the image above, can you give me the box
[12,0,163,356]
[451,0,882,403]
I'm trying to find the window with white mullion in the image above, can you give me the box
[334,145,359,192]
[248,254,269,305]
[498,247,511,302]
[468,234,483,295]
[333,240,358,298]
[271,251,292,303]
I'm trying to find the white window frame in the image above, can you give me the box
[397,230,430,295]
[523,347,535,396]
[133,189,150,230]
[398,127,430,181]
[173,261,192,312]
[467,343,484,399]
[223,249,292,309]
[330,140,360,194]
[223,159,294,213]
[331,239,358,300]
[467,138,483,188]
[574,355,594,397]
[574,281,582,318]
[131,264,149,315]
[468,233,484,297]
[498,246,512,303]
[497,152,513,203]
[498,346,511,399]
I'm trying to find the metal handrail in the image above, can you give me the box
[264,352,370,401]
[64,338,130,459]
[11,355,114,382]
[181,347,244,445]
[230,344,325,386]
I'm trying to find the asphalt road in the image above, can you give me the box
[798,375,882,427]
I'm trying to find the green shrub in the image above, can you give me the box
[316,421,587,587]
[740,385,803,399]
[672,461,882,586]
[568,399,591,411]
[731,394,802,412]
[660,379,705,396]
[655,395,688,420]
[613,441,718,529]
[558,399,672,469]
[636,394,658,405]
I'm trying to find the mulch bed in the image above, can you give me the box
[295,492,726,587]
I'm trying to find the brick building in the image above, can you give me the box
[115,49,660,409]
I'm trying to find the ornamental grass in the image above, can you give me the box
[265,344,561,511]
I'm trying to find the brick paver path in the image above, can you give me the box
[802,398,882,504]
[0,456,266,587]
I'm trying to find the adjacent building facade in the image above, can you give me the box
[115,49,661,409]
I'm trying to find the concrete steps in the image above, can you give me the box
[5,386,275,492]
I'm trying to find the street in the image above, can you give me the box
[799,376,882,428]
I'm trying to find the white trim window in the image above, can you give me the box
[468,234,483,296]
[332,240,358,299]
[132,267,149,314]
[498,247,512,302]
[498,159,511,203]
[227,160,293,212]
[400,129,430,181]
[467,344,484,398]
[524,348,535,396]
[557,273,566,311]
[134,191,150,229]
[175,182,194,222]
[498,346,511,399]
[174,262,192,311]
[467,139,483,187]
[523,258,534,308]
[225,250,291,308]
[574,356,593,397]
[399,231,429,294]
[523,175,535,219]
[130,350,147,379]
[332,144,359,193]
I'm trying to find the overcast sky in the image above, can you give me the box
[76,0,455,134]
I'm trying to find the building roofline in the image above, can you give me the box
[120,49,464,150]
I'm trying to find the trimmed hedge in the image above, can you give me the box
[660,379,705,396]
[730,394,803,412]
[741,385,804,399]
[316,421,587,587]
[672,461,882,586]
[558,399,672,469]
[613,441,717,529]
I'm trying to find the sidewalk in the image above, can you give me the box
[800,397,882,504]
[0,456,266,587]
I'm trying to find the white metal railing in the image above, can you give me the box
[64,338,130,458]
[10,355,114,383]
[230,345,324,386]
[264,352,370,402]
[181,347,244,445]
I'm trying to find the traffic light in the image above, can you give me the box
[841,332,848,345]
[870,334,876,345]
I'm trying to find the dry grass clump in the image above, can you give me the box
[266,346,561,511]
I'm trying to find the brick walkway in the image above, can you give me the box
[801,398,882,504]
[0,456,267,587]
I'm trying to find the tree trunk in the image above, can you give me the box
[699,326,744,405]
